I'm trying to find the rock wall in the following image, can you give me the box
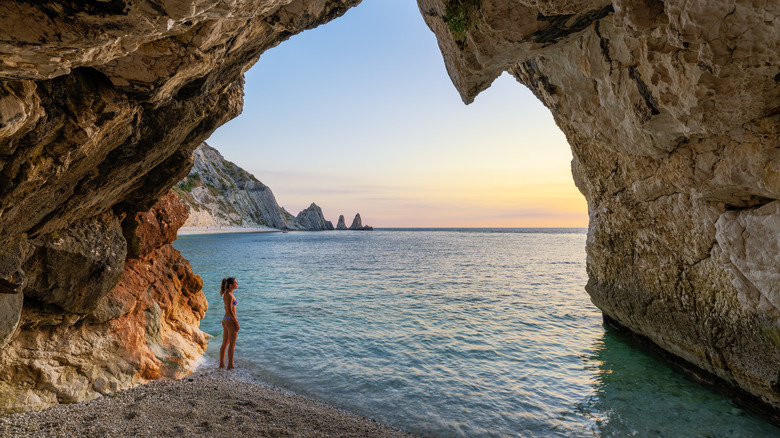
[175,142,346,231]
[419,0,779,414]
[0,0,361,412]
[0,192,207,413]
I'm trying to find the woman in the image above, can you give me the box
[219,277,239,369]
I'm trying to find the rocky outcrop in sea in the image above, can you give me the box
[336,215,348,230]
[334,213,373,231]
[174,142,298,229]
[348,213,374,231]
[295,203,335,231]
[175,143,348,232]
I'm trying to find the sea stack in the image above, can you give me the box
[348,213,374,231]
[336,215,348,230]
[295,203,335,231]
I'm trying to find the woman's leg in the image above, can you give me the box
[219,319,230,368]
[227,323,238,369]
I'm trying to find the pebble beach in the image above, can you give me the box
[0,370,416,438]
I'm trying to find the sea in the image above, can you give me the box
[173,229,780,437]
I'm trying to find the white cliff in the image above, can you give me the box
[174,143,299,230]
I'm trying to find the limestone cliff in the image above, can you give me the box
[175,142,346,231]
[420,0,779,416]
[0,192,207,413]
[174,142,297,229]
[0,0,360,412]
[295,203,335,231]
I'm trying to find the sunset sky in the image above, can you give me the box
[206,0,588,228]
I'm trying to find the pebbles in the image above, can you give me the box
[0,370,416,437]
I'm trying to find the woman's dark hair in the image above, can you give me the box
[220,277,236,296]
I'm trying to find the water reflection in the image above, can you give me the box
[579,326,780,437]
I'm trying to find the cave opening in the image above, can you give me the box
[205,0,586,229]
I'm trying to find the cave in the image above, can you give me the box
[0,0,778,422]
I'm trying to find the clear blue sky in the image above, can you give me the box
[206,0,587,227]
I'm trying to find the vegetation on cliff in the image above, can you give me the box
[443,0,481,42]
[173,143,335,231]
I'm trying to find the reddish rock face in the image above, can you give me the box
[106,244,208,381]
[0,192,207,413]
[103,192,208,381]
[126,191,190,258]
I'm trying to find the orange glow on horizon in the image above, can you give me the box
[270,171,590,228]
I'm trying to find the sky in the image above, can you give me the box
[206,0,588,228]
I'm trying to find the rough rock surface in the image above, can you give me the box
[349,213,363,229]
[295,203,335,231]
[348,213,374,231]
[174,142,297,229]
[336,214,348,230]
[22,212,127,314]
[419,0,780,414]
[0,192,207,413]
[0,293,23,348]
[0,0,360,413]
[174,142,342,231]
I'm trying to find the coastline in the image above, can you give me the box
[0,370,415,437]
[177,226,281,236]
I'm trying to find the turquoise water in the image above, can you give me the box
[174,229,779,437]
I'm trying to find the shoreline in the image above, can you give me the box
[0,370,416,437]
[177,226,281,236]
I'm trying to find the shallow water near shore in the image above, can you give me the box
[174,229,780,437]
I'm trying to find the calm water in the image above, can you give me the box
[174,229,779,437]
